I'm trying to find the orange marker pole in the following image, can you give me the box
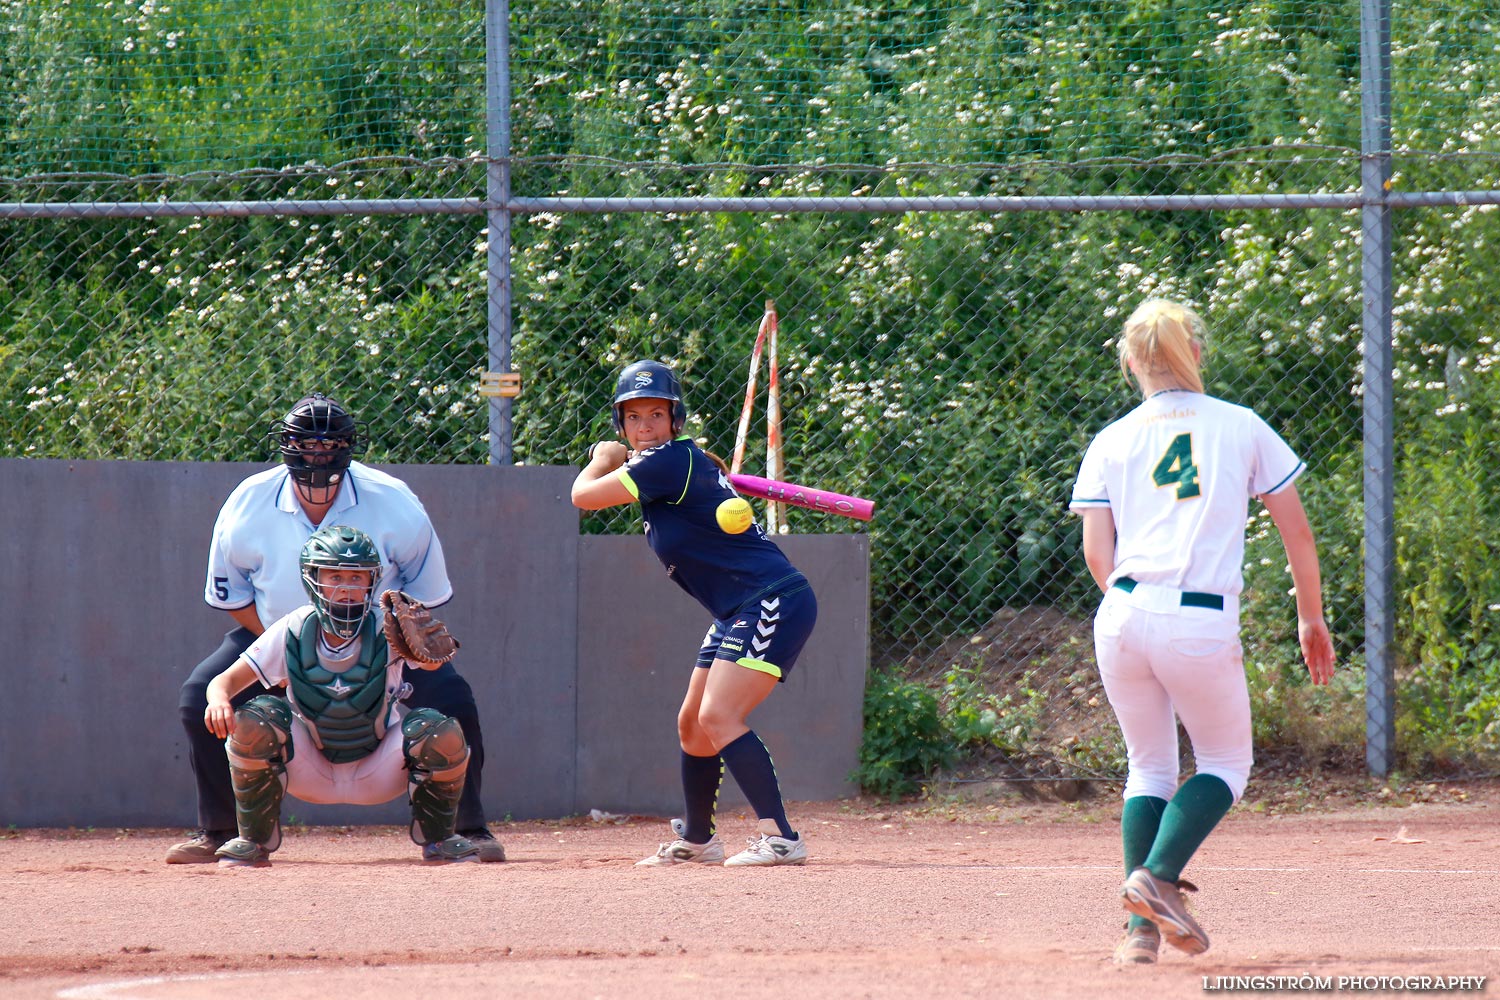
[730,305,772,477]
[765,301,784,534]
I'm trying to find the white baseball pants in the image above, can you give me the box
[1092,583,1252,803]
[284,715,410,806]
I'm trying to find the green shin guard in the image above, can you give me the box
[1143,774,1234,883]
[225,695,294,851]
[227,765,286,850]
[1122,796,1168,931]
[403,708,470,846]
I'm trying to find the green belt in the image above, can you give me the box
[1113,576,1224,611]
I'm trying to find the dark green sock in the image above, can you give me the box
[1121,795,1168,931]
[1143,774,1234,883]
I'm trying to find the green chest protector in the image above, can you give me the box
[284,612,392,764]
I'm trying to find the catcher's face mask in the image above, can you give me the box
[270,393,363,504]
[299,525,383,639]
[306,567,378,639]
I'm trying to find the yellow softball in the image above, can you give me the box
[715,496,754,534]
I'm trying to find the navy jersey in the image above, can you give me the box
[618,438,808,620]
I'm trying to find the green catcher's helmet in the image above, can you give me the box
[299,525,383,639]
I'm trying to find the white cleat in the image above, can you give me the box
[635,819,725,866]
[724,818,808,866]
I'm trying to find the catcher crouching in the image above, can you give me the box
[202,524,478,867]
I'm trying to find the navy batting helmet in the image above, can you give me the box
[611,360,687,434]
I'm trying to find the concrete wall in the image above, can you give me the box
[0,459,868,827]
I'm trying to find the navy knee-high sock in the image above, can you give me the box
[679,751,724,845]
[719,731,795,839]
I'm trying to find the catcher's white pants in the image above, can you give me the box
[1092,583,1252,803]
[284,715,409,806]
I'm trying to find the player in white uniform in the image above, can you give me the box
[203,525,479,866]
[1069,300,1335,963]
[168,394,503,863]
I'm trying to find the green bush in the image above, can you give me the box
[852,668,954,799]
[938,661,1046,755]
[1392,380,1500,764]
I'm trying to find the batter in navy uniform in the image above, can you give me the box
[572,360,818,867]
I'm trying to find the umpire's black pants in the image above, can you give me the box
[177,626,489,833]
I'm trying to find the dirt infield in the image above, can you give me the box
[3,786,1497,1000]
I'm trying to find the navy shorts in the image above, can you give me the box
[695,584,818,682]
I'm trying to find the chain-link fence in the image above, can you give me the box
[4,0,1500,785]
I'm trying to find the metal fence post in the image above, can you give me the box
[486,0,514,466]
[1361,0,1396,776]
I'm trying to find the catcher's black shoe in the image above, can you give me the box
[215,836,272,868]
[164,828,235,864]
[459,827,506,863]
[423,834,482,864]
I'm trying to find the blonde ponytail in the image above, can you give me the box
[1118,299,1205,395]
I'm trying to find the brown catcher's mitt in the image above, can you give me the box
[381,590,461,666]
